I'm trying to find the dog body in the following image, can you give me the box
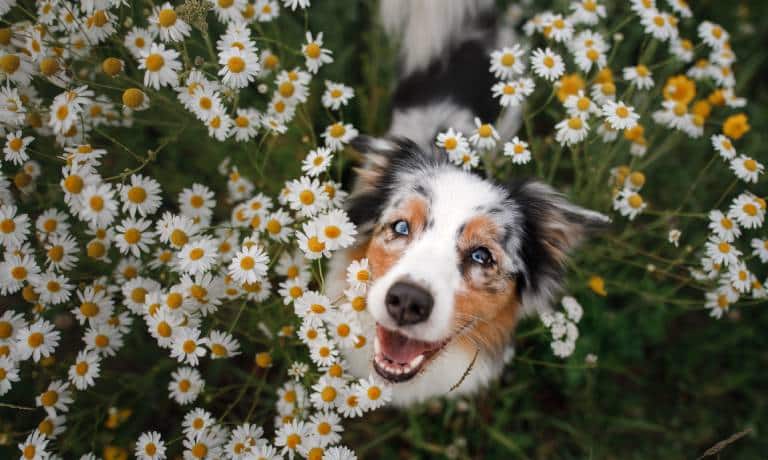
[326,0,607,406]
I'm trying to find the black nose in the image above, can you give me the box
[385,281,434,326]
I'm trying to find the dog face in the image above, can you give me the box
[346,136,608,385]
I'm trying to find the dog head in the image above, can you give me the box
[346,136,608,385]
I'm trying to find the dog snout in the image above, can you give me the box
[385,281,434,326]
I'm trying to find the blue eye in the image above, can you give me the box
[470,247,492,265]
[392,220,409,236]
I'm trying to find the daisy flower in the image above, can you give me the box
[232,108,261,141]
[337,386,365,418]
[68,349,101,390]
[286,176,328,217]
[503,137,532,164]
[602,101,639,130]
[36,208,70,241]
[18,430,50,460]
[357,375,391,411]
[264,209,294,242]
[489,45,525,79]
[555,116,589,146]
[302,147,333,177]
[120,174,162,217]
[275,420,310,459]
[283,0,310,10]
[206,330,241,359]
[704,236,742,267]
[623,65,654,90]
[711,134,737,160]
[169,366,204,405]
[728,263,752,294]
[302,31,333,73]
[708,210,741,242]
[229,244,269,284]
[563,91,598,119]
[207,109,233,141]
[178,237,219,275]
[115,217,155,257]
[79,183,118,227]
[570,0,606,25]
[255,0,280,22]
[728,193,765,229]
[322,81,354,110]
[0,254,40,295]
[436,128,470,162]
[83,323,123,357]
[751,239,768,263]
[171,327,207,366]
[315,209,357,251]
[308,411,343,447]
[219,47,261,88]
[32,271,73,305]
[641,9,676,42]
[310,375,345,410]
[322,121,358,152]
[36,380,73,418]
[328,312,361,349]
[491,78,533,108]
[183,429,224,460]
[139,43,182,90]
[179,184,215,221]
[705,286,737,319]
[698,21,729,49]
[150,2,191,42]
[309,337,339,367]
[136,431,166,460]
[531,48,565,81]
[3,130,33,165]
[0,356,20,396]
[456,150,480,171]
[0,205,29,249]
[295,291,334,325]
[148,309,184,348]
[0,52,33,86]
[612,188,646,220]
[469,118,499,151]
[346,259,371,290]
[573,44,606,74]
[44,233,79,272]
[730,155,764,183]
[210,0,247,23]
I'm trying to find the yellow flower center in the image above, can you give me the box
[307,236,326,253]
[145,54,164,72]
[127,186,146,203]
[40,390,58,407]
[122,88,144,108]
[567,117,583,130]
[89,196,104,211]
[367,386,381,400]
[227,56,245,73]
[305,43,321,59]
[321,386,337,402]
[240,256,255,270]
[124,228,140,244]
[76,361,89,375]
[158,9,177,27]
[543,56,555,68]
[0,54,20,73]
[189,248,205,260]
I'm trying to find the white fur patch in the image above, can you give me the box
[380,0,495,76]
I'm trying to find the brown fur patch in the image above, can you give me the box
[454,214,519,354]
[366,196,428,279]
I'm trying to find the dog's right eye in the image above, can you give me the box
[392,220,410,236]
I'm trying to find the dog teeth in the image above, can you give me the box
[374,351,425,377]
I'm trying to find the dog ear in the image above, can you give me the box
[346,135,434,236]
[507,180,610,315]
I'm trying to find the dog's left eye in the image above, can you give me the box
[470,247,493,265]
[392,220,409,236]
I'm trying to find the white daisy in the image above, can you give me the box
[139,42,182,90]
[150,2,191,42]
[169,366,204,405]
[219,47,261,88]
[229,244,269,284]
[602,101,639,130]
[555,116,589,146]
[531,48,565,81]
[120,174,162,217]
[68,349,101,390]
[730,155,764,184]
[503,137,532,164]
[135,431,166,460]
[171,327,208,366]
[178,237,219,275]
[322,81,354,110]
[302,31,333,73]
[35,379,73,418]
[489,45,525,79]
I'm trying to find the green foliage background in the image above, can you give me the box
[2,0,768,458]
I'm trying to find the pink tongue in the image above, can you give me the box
[377,325,437,364]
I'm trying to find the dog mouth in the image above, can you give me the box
[373,324,448,382]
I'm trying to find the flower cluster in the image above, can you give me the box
[0,0,386,458]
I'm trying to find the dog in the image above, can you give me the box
[326,0,609,406]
